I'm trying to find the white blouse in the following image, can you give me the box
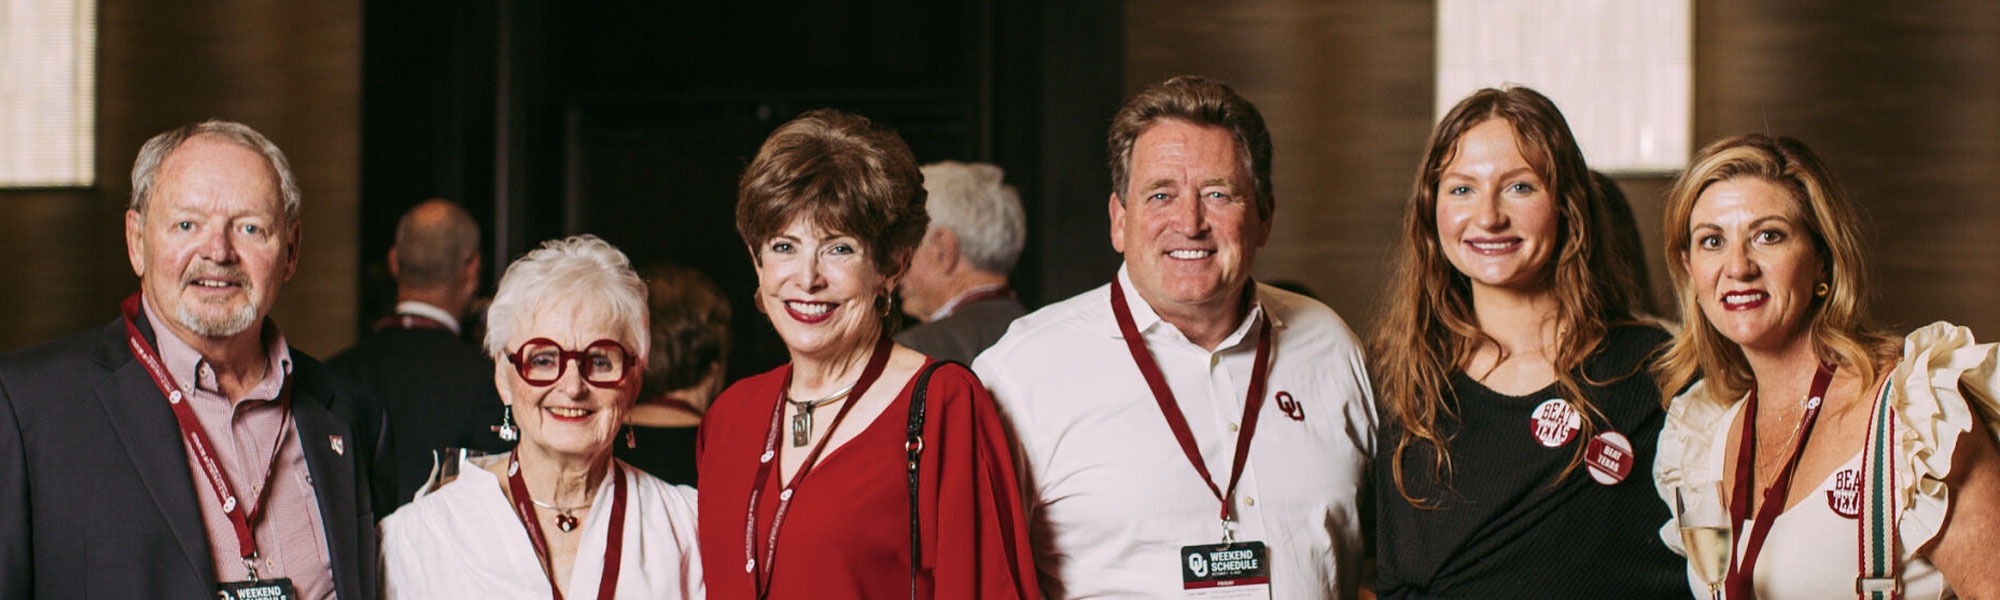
[380,455,704,599]
[1654,322,2000,600]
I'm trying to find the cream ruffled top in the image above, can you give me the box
[1653,322,2000,599]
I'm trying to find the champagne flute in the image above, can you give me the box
[1675,482,1730,600]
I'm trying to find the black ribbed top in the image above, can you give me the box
[1374,324,1687,599]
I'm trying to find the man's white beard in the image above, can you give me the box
[177,301,258,337]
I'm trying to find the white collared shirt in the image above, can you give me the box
[974,266,1377,600]
[395,300,462,335]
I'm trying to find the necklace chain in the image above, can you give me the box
[529,496,592,533]
[1754,393,1821,498]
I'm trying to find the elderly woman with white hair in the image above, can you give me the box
[380,235,704,599]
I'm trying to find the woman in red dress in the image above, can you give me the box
[697,107,1040,600]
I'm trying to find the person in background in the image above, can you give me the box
[0,119,389,599]
[697,108,1039,599]
[615,263,732,486]
[332,198,509,507]
[975,75,1378,599]
[1368,86,1685,599]
[380,235,703,599]
[895,160,1028,364]
[1652,134,2000,598]
[1593,170,1665,320]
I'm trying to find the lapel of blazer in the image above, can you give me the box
[289,366,363,600]
[89,316,217,589]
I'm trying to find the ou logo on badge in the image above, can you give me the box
[1187,552,1208,578]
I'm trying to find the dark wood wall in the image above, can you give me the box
[0,1,360,356]
[1129,0,2000,339]
[4,1,1993,359]
[360,0,1123,376]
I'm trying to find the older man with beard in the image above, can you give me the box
[0,120,390,600]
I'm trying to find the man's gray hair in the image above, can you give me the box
[483,235,651,363]
[130,120,303,225]
[394,199,482,290]
[920,161,1025,274]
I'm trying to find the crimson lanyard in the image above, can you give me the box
[1725,363,1836,600]
[504,450,627,600]
[120,294,293,580]
[937,286,1013,318]
[743,335,894,600]
[1108,278,1274,534]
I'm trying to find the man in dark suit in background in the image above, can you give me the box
[331,199,508,508]
[0,120,388,599]
[894,161,1029,364]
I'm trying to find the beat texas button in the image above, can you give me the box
[1529,398,1580,448]
[1583,430,1634,485]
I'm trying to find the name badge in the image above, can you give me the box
[1180,541,1272,599]
[218,578,298,600]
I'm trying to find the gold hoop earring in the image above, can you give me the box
[876,293,893,318]
[1814,282,1830,298]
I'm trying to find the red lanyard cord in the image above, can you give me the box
[743,335,895,599]
[504,451,627,600]
[1108,278,1274,529]
[1725,362,1836,599]
[121,293,292,580]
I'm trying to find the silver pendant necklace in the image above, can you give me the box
[786,383,856,447]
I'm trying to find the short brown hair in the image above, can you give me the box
[640,263,732,398]
[735,108,929,279]
[1106,75,1274,218]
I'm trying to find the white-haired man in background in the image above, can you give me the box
[894,160,1028,364]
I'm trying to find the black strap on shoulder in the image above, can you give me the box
[907,359,957,600]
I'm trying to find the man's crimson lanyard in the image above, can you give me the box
[504,451,626,600]
[1724,363,1836,600]
[120,294,291,580]
[936,285,1013,319]
[1108,279,1273,537]
[743,335,894,599]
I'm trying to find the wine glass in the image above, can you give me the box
[1675,482,1730,600]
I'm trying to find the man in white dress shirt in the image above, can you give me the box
[974,75,1377,600]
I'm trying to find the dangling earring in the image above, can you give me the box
[497,405,519,442]
[1814,281,1830,298]
[624,424,637,449]
[875,293,893,318]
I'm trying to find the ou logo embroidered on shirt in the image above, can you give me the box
[1828,468,1864,519]
[1274,391,1304,421]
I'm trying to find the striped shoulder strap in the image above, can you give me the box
[1857,378,1900,599]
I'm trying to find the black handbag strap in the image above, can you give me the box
[907,359,957,600]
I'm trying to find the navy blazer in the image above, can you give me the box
[0,313,390,599]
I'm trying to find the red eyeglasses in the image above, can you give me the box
[505,338,635,388]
